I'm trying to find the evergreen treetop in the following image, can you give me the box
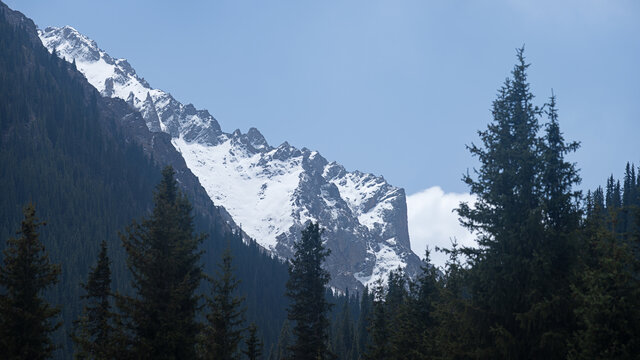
[456,47,581,359]
[120,166,205,359]
[72,240,116,360]
[285,222,333,360]
[0,204,61,360]
[243,323,263,360]
[363,279,390,360]
[201,246,246,360]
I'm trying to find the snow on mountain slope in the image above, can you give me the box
[38,25,422,290]
[172,135,304,250]
[39,26,221,143]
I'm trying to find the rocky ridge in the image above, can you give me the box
[38,26,422,290]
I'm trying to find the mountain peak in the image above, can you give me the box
[40,26,100,62]
[247,127,268,150]
[39,26,422,290]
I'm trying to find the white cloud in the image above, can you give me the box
[407,186,476,269]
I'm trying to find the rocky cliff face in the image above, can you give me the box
[39,26,422,290]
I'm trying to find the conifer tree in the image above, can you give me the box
[621,163,637,238]
[514,92,581,358]
[243,323,263,360]
[201,247,246,360]
[457,48,580,358]
[622,163,636,208]
[382,266,416,360]
[392,250,440,359]
[0,204,61,360]
[285,222,332,360]
[73,240,115,359]
[592,187,606,219]
[606,176,622,210]
[333,294,355,360]
[389,298,418,360]
[363,279,390,360]
[433,241,477,359]
[384,267,406,317]
[119,166,204,359]
[355,286,371,356]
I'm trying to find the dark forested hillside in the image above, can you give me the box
[0,2,290,358]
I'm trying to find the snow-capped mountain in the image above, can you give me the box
[38,26,422,290]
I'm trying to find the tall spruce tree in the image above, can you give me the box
[457,48,580,358]
[516,92,581,358]
[201,247,246,360]
[73,240,115,359]
[119,166,205,359]
[285,222,332,360]
[0,204,61,360]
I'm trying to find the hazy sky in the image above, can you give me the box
[6,0,639,265]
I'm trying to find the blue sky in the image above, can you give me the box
[8,0,639,194]
[6,0,640,264]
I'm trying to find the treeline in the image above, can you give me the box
[0,168,344,360]
[345,163,640,360]
[0,167,265,359]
